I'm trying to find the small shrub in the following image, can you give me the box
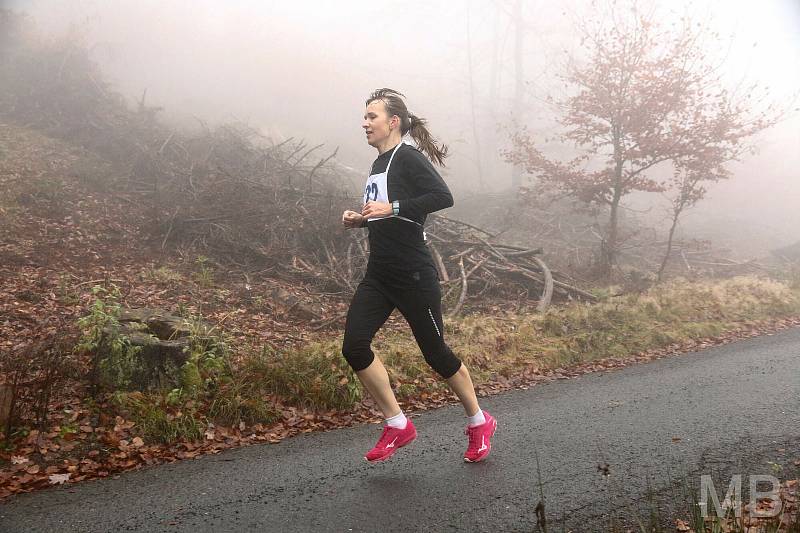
[75,285,146,391]
[194,256,215,288]
[180,361,204,393]
[0,326,81,442]
[178,316,233,394]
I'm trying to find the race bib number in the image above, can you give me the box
[364,172,389,205]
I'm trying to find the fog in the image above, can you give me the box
[7,0,800,257]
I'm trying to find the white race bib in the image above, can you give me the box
[364,170,389,206]
[363,142,402,221]
[362,141,422,227]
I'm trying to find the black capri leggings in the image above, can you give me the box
[341,273,462,379]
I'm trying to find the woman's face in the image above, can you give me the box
[362,99,398,147]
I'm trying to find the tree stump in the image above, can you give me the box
[97,308,209,391]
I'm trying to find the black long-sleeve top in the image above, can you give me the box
[363,142,453,286]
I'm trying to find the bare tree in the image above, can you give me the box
[505,5,778,280]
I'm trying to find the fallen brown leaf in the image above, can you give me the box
[48,473,70,485]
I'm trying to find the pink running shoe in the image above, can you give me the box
[365,419,417,462]
[463,411,497,463]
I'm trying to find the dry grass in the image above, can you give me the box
[272,275,800,404]
[247,342,362,411]
[82,274,800,444]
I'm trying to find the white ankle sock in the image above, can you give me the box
[467,409,485,427]
[386,411,408,429]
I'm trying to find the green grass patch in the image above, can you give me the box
[247,342,362,411]
[207,380,279,427]
[113,392,204,444]
[194,256,215,288]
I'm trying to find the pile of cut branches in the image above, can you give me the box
[427,215,596,311]
[126,118,355,289]
[338,215,596,314]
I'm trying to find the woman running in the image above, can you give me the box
[341,88,497,463]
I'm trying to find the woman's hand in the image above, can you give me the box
[342,210,364,229]
[361,201,392,219]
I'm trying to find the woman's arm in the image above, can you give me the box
[395,148,453,221]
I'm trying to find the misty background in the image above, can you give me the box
[6,0,800,257]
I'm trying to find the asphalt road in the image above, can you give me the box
[2,326,799,532]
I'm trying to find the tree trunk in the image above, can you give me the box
[602,128,624,280]
[658,200,685,282]
[657,210,680,281]
[602,195,621,280]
